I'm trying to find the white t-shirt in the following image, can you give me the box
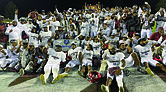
[5,25,21,40]
[89,23,98,32]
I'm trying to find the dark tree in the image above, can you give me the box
[156,0,166,11]
[4,1,17,19]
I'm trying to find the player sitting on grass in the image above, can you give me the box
[101,45,126,92]
[40,45,66,85]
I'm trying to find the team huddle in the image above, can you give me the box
[1,1,166,92]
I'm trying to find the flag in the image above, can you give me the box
[85,3,87,10]
[98,2,100,10]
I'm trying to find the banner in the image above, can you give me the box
[53,39,80,51]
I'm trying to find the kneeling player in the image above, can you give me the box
[40,45,66,84]
[101,46,126,92]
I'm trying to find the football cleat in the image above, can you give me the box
[123,69,131,76]
[19,68,25,76]
[40,74,46,85]
[146,67,154,76]
[101,84,109,92]
[77,70,85,77]
[137,67,148,74]
[61,72,68,78]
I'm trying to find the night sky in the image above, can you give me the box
[0,0,160,17]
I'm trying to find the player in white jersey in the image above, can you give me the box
[119,35,130,46]
[14,10,29,37]
[92,37,103,57]
[5,20,21,45]
[101,46,126,92]
[160,40,166,65]
[89,19,98,37]
[81,35,93,49]
[60,42,82,77]
[21,42,36,69]
[29,27,39,47]
[118,40,147,76]
[40,45,66,85]
[39,26,52,46]
[0,45,7,70]
[80,17,89,36]
[3,41,19,69]
[91,37,103,68]
[78,43,93,77]
[103,33,119,46]
[134,38,166,76]
[128,33,141,49]
[25,18,36,30]
[50,17,60,35]
[68,25,77,39]
[13,40,29,71]
[98,23,111,37]
[104,15,114,32]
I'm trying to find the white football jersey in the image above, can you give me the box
[82,49,93,60]
[29,33,39,47]
[7,46,19,59]
[40,31,52,44]
[101,27,110,36]
[92,42,101,55]
[50,21,60,34]
[47,48,66,64]
[80,22,89,31]
[68,47,82,61]
[134,41,157,58]
[81,40,93,49]
[102,51,125,68]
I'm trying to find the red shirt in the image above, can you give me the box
[0,23,8,42]
[149,32,166,46]
[115,21,120,29]
[149,32,161,41]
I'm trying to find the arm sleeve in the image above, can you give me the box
[161,40,166,46]
[103,35,109,40]
[5,27,11,35]
[102,51,107,60]
[149,40,158,45]
[14,14,19,23]
[61,52,66,62]
[18,29,22,40]
[119,53,125,60]
[21,50,28,68]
